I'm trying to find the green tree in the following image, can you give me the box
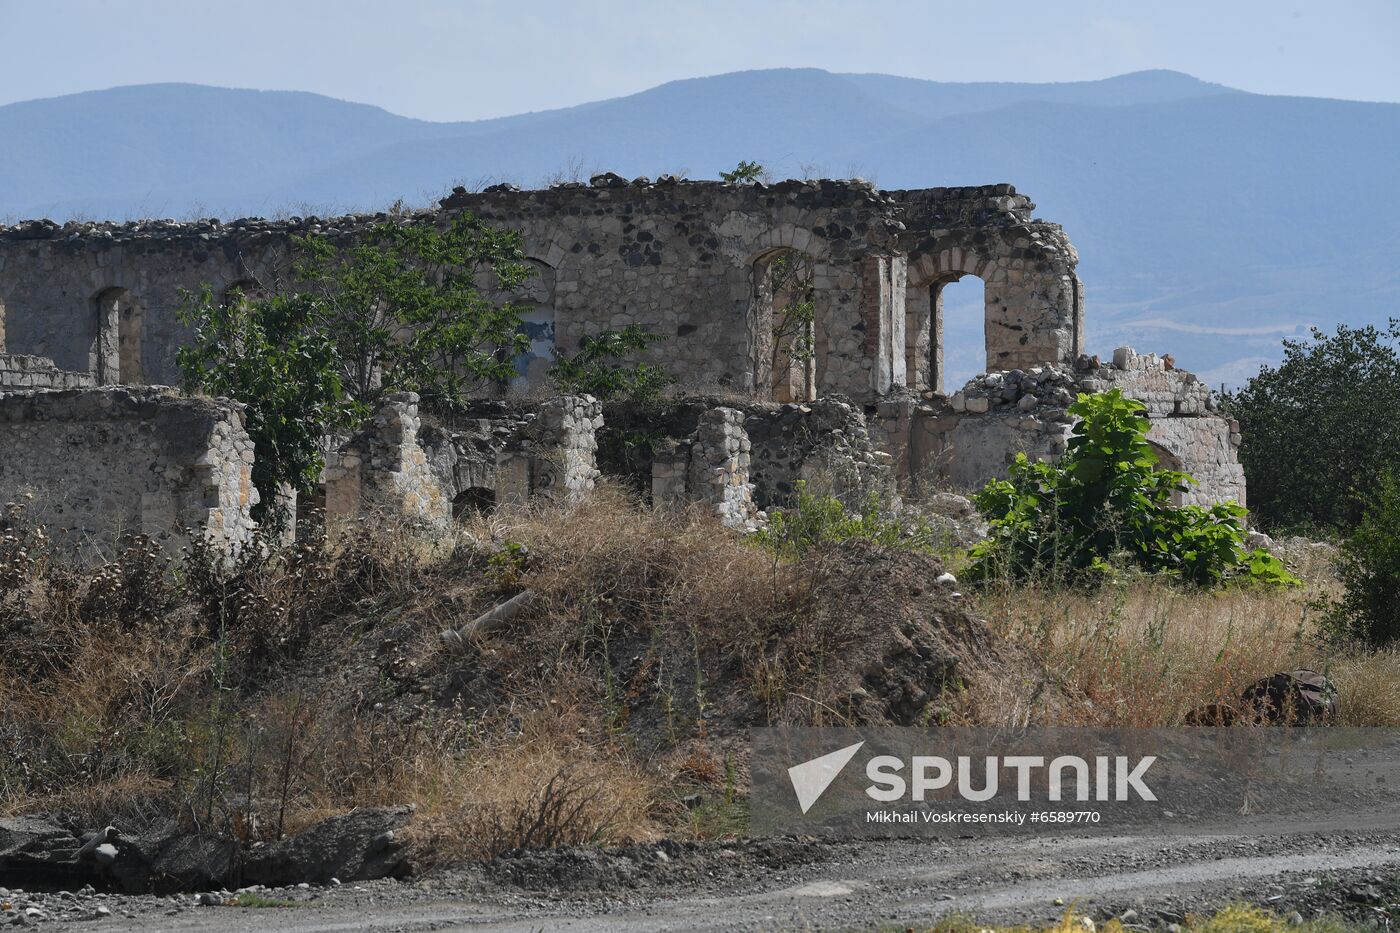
[969,389,1296,588]
[178,213,532,519]
[549,325,674,402]
[1221,321,1400,533]
[292,213,532,405]
[1327,471,1400,646]
[177,288,364,520]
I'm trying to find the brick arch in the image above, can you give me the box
[745,223,831,265]
[903,249,999,394]
[906,247,995,289]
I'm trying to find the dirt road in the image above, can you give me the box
[39,817,1400,931]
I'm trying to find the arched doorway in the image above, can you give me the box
[93,287,142,385]
[452,486,496,519]
[753,248,819,402]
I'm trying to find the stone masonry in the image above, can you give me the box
[0,174,1249,526]
[0,387,257,559]
[331,394,603,529]
[651,406,761,531]
[323,393,451,532]
[891,347,1245,506]
[0,179,1080,405]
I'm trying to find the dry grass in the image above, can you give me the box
[973,567,1400,727]
[5,486,1399,871]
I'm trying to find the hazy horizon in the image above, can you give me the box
[3,0,1397,121]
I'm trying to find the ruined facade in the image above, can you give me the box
[0,178,1081,402]
[0,387,258,558]
[0,174,1246,547]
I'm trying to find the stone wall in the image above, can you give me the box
[0,387,257,558]
[898,351,1245,506]
[503,395,603,506]
[890,186,1083,389]
[739,397,893,508]
[0,179,1081,406]
[651,406,760,531]
[0,353,94,390]
[324,393,451,530]
[340,394,602,523]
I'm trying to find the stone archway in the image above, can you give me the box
[752,247,820,402]
[906,249,992,394]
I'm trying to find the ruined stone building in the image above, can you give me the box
[0,175,1244,552]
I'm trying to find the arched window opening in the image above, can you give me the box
[453,486,496,519]
[754,248,818,402]
[935,274,986,392]
[94,287,142,385]
[909,273,986,395]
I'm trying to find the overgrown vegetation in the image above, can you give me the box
[4,477,1400,871]
[927,905,1367,933]
[969,389,1296,588]
[1222,320,1400,533]
[719,160,766,184]
[1324,470,1400,647]
[549,324,674,402]
[753,480,938,557]
[178,213,532,516]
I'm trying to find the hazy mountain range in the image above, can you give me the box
[3,68,1396,386]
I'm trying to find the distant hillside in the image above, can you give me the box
[3,68,1396,386]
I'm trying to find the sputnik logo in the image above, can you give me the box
[788,741,865,813]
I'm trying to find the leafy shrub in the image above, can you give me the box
[1327,471,1400,646]
[753,481,936,558]
[1222,320,1400,533]
[549,324,674,402]
[968,389,1297,588]
[720,160,766,184]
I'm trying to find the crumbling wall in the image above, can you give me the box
[410,395,602,516]
[891,185,1082,385]
[324,393,450,530]
[0,179,1078,406]
[651,406,760,531]
[1079,347,1245,507]
[740,397,892,508]
[0,387,257,558]
[0,353,95,390]
[500,395,603,505]
[903,353,1245,507]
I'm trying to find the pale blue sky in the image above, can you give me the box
[3,0,1398,120]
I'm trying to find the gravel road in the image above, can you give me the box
[11,816,1400,930]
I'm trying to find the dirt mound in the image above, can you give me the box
[802,540,1025,725]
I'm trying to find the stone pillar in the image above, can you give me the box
[687,407,760,531]
[526,395,602,504]
[323,392,451,531]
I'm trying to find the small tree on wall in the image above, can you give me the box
[178,212,533,521]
